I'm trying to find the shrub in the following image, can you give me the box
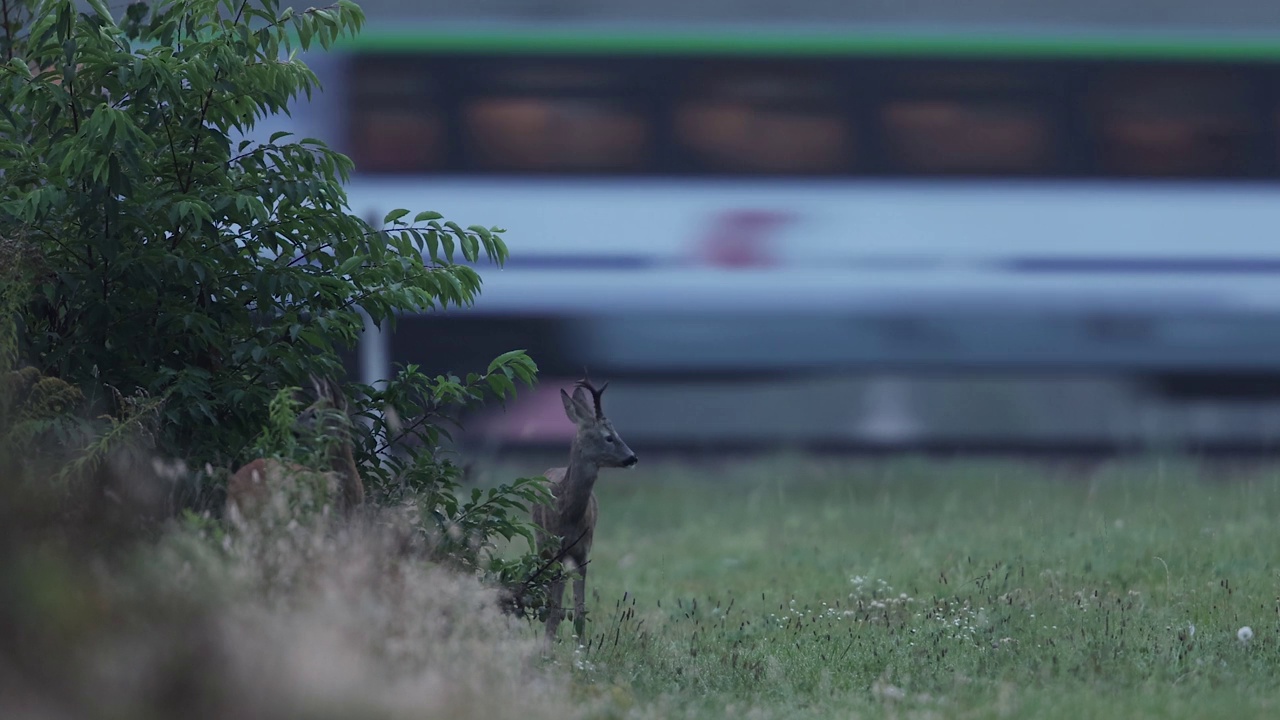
[0,0,548,598]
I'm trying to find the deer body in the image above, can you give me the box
[532,379,637,642]
[226,376,364,521]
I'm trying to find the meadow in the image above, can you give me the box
[5,455,1280,719]
[514,455,1280,719]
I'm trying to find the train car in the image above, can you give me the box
[277,24,1280,451]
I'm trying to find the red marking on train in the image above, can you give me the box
[697,210,793,269]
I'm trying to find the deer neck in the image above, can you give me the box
[328,437,364,512]
[559,442,599,522]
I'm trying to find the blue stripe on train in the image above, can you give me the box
[1003,258,1280,274]
[476,254,1280,273]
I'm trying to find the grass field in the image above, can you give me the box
[6,455,1280,719]
[508,456,1280,719]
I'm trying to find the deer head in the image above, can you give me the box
[560,379,638,469]
[294,375,350,437]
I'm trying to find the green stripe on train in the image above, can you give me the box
[333,29,1280,61]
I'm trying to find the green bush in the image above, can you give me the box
[0,0,548,596]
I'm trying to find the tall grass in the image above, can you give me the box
[0,454,587,720]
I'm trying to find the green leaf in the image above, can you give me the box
[85,0,117,23]
[487,349,529,374]
[383,208,409,224]
[335,255,363,276]
[461,234,480,262]
[487,373,516,400]
[424,231,440,263]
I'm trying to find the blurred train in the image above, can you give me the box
[273,22,1280,452]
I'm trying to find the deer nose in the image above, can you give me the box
[622,454,638,467]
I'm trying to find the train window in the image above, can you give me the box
[881,99,1055,174]
[1275,106,1280,168]
[346,57,448,173]
[460,62,652,172]
[877,66,1058,174]
[674,65,853,174]
[1089,69,1259,177]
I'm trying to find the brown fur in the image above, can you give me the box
[531,379,637,642]
[226,377,364,522]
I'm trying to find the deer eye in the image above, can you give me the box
[604,435,615,443]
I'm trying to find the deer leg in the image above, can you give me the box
[572,566,588,642]
[544,576,566,642]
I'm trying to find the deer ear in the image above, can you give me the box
[571,385,598,418]
[560,388,587,424]
[327,378,348,412]
[309,375,346,411]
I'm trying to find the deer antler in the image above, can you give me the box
[575,377,609,419]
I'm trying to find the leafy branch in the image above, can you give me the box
[2,0,550,597]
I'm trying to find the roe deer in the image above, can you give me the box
[532,378,638,643]
[226,375,365,521]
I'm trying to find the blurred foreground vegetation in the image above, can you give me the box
[0,451,573,720]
